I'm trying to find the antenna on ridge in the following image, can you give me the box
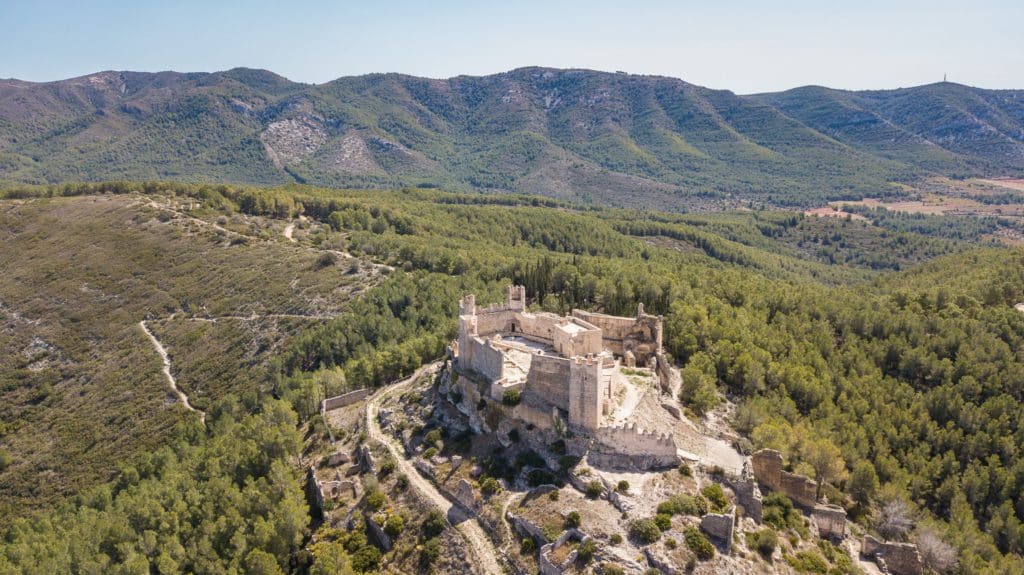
[943,73,947,83]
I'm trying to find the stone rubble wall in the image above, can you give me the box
[812,503,847,540]
[365,514,392,551]
[751,449,818,509]
[700,508,735,551]
[539,529,584,575]
[322,388,370,412]
[724,472,764,523]
[862,535,924,575]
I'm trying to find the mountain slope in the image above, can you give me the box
[2,68,1023,207]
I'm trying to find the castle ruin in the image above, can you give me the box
[453,286,676,467]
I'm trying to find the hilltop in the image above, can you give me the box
[1,68,1023,208]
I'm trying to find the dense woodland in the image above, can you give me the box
[1,182,1023,573]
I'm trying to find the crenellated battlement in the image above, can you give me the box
[598,422,676,447]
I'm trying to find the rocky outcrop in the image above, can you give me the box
[454,478,477,510]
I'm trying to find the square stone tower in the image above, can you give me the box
[568,355,602,431]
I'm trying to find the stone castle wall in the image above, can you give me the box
[322,388,370,412]
[464,336,505,382]
[751,449,818,509]
[591,423,678,468]
[524,354,571,411]
[862,535,924,575]
[573,308,663,363]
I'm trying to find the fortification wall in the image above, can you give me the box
[514,312,563,343]
[474,308,516,336]
[573,308,663,363]
[862,535,924,575]
[812,504,846,540]
[464,337,505,382]
[524,354,571,410]
[591,423,678,469]
[572,309,636,340]
[322,388,370,412]
[552,320,602,357]
[568,356,601,430]
[751,449,818,509]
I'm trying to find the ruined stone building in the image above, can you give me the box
[453,286,672,445]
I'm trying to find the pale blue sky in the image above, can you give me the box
[1,0,1020,93]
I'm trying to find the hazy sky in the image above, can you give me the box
[1,0,1021,93]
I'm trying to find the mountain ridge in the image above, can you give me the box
[2,67,1022,208]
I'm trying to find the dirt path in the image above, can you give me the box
[139,320,206,424]
[366,364,505,575]
[283,222,295,242]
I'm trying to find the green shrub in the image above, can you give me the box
[609,533,623,545]
[480,476,501,496]
[701,483,729,511]
[502,389,521,405]
[585,480,604,499]
[749,528,777,558]
[683,526,715,560]
[654,513,673,532]
[419,538,442,567]
[657,493,708,517]
[617,480,630,493]
[365,489,385,511]
[565,511,581,529]
[423,447,438,459]
[665,537,678,550]
[384,514,404,538]
[679,463,692,477]
[424,428,443,446]
[520,537,537,554]
[628,519,662,544]
[785,550,829,573]
[395,473,409,490]
[421,509,446,538]
[577,539,597,563]
[548,490,560,501]
[378,460,395,477]
[602,564,625,575]
[763,492,805,534]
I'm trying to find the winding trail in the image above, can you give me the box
[366,364,505,575]
[139,320,206,424]
[283,222,296,242]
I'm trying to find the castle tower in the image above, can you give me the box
[457,294,478,369]
[459,293,476,317]
[506,285,526,311]
[569,354,602,431]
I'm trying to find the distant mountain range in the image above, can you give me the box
[1,67,1022,208]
